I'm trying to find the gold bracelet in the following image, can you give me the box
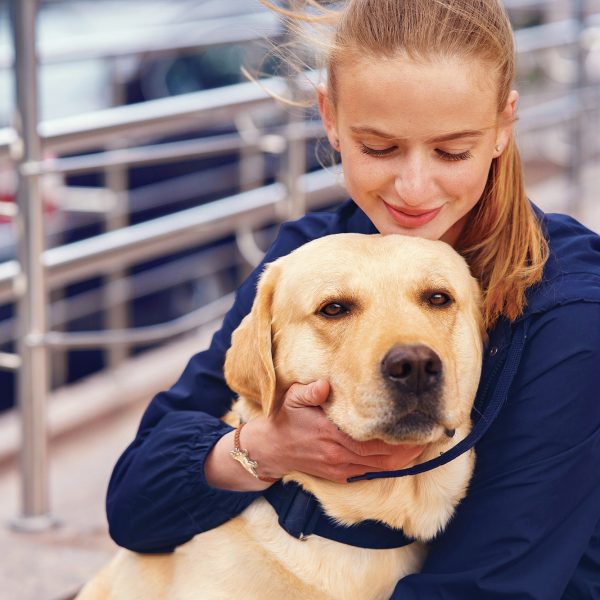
[230,423,278,483]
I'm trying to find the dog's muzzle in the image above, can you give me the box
[379,344,444,437]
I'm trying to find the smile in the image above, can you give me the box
[382,201,442,228]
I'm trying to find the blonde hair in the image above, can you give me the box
[260,0,548,328]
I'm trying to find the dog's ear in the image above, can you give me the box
[224,262,281,416]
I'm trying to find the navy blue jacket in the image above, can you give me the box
[107,200,600,599]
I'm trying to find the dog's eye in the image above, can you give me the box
[428,292,452,307]
[319,302,350,318]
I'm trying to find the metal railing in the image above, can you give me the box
[0,11,281,68]
[2,0,599,529]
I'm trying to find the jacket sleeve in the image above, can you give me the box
[391,300,600,599]
[106,220,321,553]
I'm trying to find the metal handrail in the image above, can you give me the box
[0,243,241,346]
[0,168,344,303]
[503,0,552,8]
[0,78,289,159]
[514,19,582,53]
[517,89,595,131]
[0,12,281,68]
[0,352,20,370]
[42,292,236,349]
[21,121,324,176]
[10,78,290,157]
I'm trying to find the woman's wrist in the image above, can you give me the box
[204,419,276,492]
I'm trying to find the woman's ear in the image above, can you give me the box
[494,89,519,157]
[224,263,280,415]
[317,83,339,151]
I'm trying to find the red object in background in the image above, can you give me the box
[0,160,60,225]
[0,193,14,225]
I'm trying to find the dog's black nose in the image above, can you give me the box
[381,344,442,395]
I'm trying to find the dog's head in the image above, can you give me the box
[224,233,484,445]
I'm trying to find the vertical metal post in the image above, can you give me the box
[104,57,130,369]
[285,104,307,220]
[568,0,586,217]
[235,113,269,276]
[9,0,57,531]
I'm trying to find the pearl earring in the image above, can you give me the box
[495,144,502,153]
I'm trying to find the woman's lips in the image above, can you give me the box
[383,201,442,228]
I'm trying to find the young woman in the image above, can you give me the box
[106,1,600,597]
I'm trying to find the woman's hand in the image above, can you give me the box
[205,380,426,491]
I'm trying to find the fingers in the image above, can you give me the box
[341,435,426,458]
[285,379,330,408]
[290,437,425,482]
[325,442,425,473]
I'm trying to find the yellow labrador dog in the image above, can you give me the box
[77,233,484,600]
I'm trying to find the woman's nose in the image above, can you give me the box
[394,155,434,205]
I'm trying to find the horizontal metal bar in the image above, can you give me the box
[22,121,324,177]
[0,168,345,303]
[514,19,581,54]
[0,245,241,346]
[503,0,554,8]
[0,352,21,371]
[0,128,17,157]
[518,94,581,132]
[0,12,280,68]
[0,76,290,159]
[0,202,18,218]
[42,293,235,349]
[42,80,289,156]
[42,190,283,289]
[21,134,258,177]
[0,261,20,301]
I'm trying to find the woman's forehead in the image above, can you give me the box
[332,54,499,134]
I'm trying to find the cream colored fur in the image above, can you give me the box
[77,233,483,600]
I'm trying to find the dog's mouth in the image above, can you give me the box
[387,410,435,435]
[378,409,453,443]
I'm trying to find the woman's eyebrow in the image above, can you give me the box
[350,126,486,143]
[427,130,485,143]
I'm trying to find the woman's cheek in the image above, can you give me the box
[344,158,385,193]
[447,161,488,196]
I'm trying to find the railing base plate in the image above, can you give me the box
[9,513,61,533]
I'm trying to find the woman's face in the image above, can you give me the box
[319,54,517,245]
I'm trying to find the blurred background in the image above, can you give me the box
[0,1,598,598]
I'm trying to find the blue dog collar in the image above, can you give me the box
[264,482,415,549]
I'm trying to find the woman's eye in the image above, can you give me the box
[437,149,473,161]
[319,303,350,318]
[359,144,396,157]
[428,292,452,307]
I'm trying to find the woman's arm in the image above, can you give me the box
[391,301,600,599]
[105,288,260,552]
[105,220,315,553]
